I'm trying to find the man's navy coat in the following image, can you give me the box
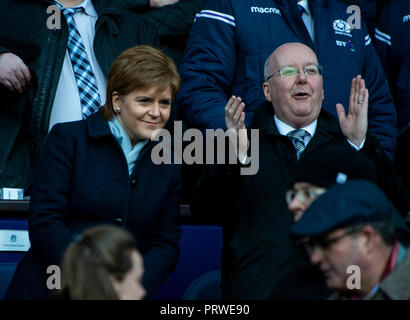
[5,113,181,299]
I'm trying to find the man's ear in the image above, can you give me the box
[321,88,324,101]
[263,82,272,102]
[359,226,378,254]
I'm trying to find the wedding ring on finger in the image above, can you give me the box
[358,100,363,104]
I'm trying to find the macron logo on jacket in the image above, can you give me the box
[250,7,281,15]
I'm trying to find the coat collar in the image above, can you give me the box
[379,248,410,300]
[42,0,123,16]
[86,111,113,139]
[41,1,123,37]
[85,111,161,152]
[251,101,346,161]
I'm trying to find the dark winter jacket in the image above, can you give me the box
[5,113,181,300]
[123,0,204,67]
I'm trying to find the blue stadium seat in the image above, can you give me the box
[0,216,224,300]
[153,225,223,300]
[182,269,221,300]
[0,263,17,299]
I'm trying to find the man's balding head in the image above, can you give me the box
[263,43,324,128]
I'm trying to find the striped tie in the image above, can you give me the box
[287,129,308,160]
[61,6,102,118]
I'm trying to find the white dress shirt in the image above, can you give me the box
[274,115,316,146]
[49,0,107,132]
[274,115,365,151]
[239,115,364,164]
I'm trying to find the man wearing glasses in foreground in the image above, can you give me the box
[271,144,408,300]
[291,180,410,300]
[194,42,405,299]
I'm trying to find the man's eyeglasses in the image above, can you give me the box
[266,65,324,81]
[303,227,363,257]
[285,187,326,205]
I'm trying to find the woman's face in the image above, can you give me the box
[112,85,172,145]
[112,250,145,300]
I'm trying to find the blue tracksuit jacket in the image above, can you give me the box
[374,0,410,133]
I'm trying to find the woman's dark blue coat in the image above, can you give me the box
[5,112,181,299]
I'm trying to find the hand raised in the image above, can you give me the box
[225,96,248,161]
[336,75,368,148]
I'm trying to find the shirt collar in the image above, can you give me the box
[274,115,317,137]
[81,0,98,18]
[298,0,311,16]
[55,0,97,17]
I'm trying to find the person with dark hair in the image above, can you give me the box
[291,180,410,300]
[287,142,408,221]
[287,146,378,222]
[5,45,181,300]
[56,225,145,300]
[272,144,393,300]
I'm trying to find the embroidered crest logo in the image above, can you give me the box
[333,19,352,38]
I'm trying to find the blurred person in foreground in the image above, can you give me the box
[287,144,408,223]
[5,45,181,300]
[291,180,410,300]
[55,225,145,300]
[272,146,379,300]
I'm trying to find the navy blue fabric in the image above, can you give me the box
[373,0,410,132]
[297,4,305,16]
[177,0,397,159]
[291,179,408,238]
[5,113,181,299]
[343,0,382,38]
[292,142,378,188]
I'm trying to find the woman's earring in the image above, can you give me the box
[115,108,120,113]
